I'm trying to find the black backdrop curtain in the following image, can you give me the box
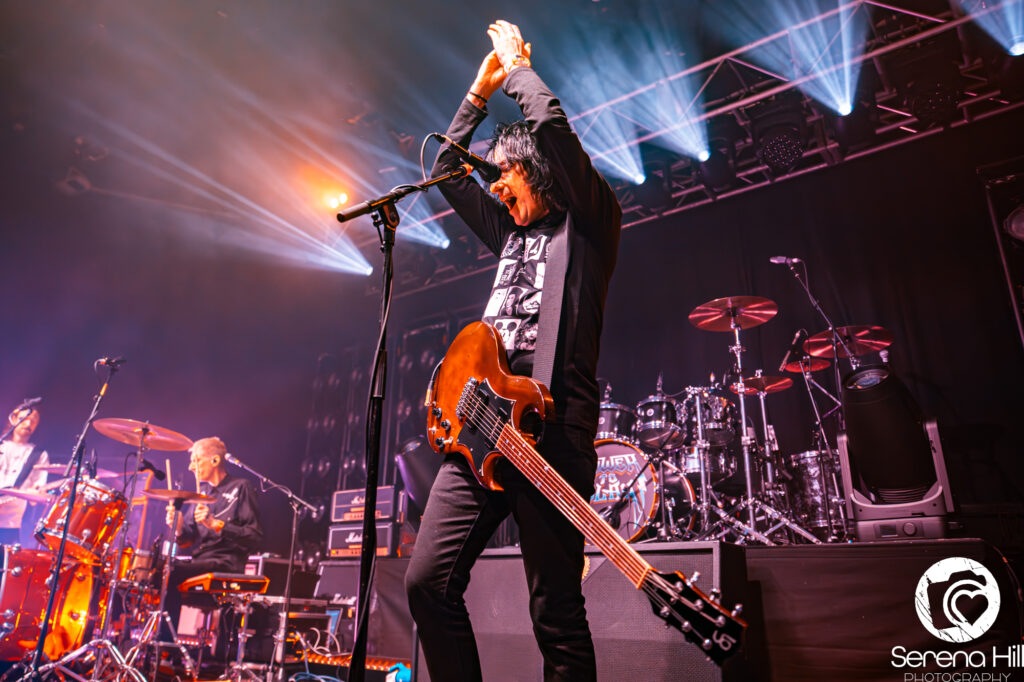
[394,108,1024,508]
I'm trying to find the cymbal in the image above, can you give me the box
[783,356,831,373]
[93,418,193,451]
[730,375,794,395]
[803,325,893,358]
[688,296,778,332]
[143,489,213,504]
[35,464,122,479]
[0,488,49,505]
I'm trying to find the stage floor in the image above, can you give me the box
[317,537,1024,681]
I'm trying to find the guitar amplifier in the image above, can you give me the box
[327,521,397,557]
[244,554,319,599]
[331,486,405,523]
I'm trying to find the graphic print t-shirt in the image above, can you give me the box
[482,225,553,369]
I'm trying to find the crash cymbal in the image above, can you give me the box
[783,356,831,373]
[93,418,193,451]
[688,296,778,332]
[803,325,893,359]
[143,489,213,504]
[730,375,794,395]
[0,487,49,505]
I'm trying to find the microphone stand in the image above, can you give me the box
[224,455,317,680]
[22,362,122,681]
[337,164,469,682]
[780,261,853,429]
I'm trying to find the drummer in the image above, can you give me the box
[163,436,262,630]
[0,403,49,546]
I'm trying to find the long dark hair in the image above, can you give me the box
[488,120,566,213]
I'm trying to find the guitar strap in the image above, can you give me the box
[12,445,43,490]
[532,215,569,389]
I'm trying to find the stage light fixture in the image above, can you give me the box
[633,152,674,212]
[695,116,743,194]
[886,35,963,129]
[1005,204,1024,241]
[750,93,807,177]
[837,365,954,541]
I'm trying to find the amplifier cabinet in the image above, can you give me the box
[331,486,405,523]
[327,521,397,557]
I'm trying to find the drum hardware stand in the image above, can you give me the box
[217,594,261,682]
[18,359,125,682]
[796,362,848,540]
[124,498,197,682]
[220,453,318,680]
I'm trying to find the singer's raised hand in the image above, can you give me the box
[488,20,531,73]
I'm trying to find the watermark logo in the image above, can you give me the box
[914,557,1001,643]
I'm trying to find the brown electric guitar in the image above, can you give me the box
[425,322,747,665]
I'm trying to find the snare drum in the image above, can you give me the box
[596,402,637,443]
[0,546,94,661]
[590,439,657,542]
[634,396,687,450]
[35,478,128,563]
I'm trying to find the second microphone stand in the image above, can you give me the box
[223,454,317,680]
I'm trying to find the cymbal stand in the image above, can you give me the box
[685,386,723,536]
[796,364,847,540]
[37,437,157,682]
[123,500,196,682]
[728,316,757,529]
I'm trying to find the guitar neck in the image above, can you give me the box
[496,424,653,588]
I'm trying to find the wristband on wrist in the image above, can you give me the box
[467,91,487,106]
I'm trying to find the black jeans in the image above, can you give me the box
[406,424,598,682]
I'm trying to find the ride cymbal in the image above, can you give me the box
[783,356,830,373]
[93,418,193,451]
[688,296,778,331]
[803,325,893,358]
[729,375,794,395]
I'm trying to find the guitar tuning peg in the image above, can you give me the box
[702,639,713,651]
[687,571,700,586]
[731,603,744,618]
[709,587,721,601]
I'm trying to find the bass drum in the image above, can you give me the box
[590,439,656,543]
[589,439,696,543]
[0,546,94,662]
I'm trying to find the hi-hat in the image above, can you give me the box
[143,489,213,504]
[688,296,778,331]
[803,325,893,358]
[730,375,794,395]
[93,418,193,451]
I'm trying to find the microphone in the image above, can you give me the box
[434,133,501,183]
[96,356,127,368]
[778,329,808,372]
[139,458,167,481]
[17,397,43,410]
[224,452,241,466]
[769,256,802,265]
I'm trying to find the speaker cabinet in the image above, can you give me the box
[416,541,757,682]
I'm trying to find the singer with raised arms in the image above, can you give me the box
[405,19,622,682]
[162,436,263,633]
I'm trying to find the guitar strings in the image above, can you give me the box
[459,389,731,637]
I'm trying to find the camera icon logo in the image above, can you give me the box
[914,557,1001,643]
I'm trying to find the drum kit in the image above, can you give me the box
[589,294,895,547]
[0,417,211,680]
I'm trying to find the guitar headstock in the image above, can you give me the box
[644,570,746,665]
